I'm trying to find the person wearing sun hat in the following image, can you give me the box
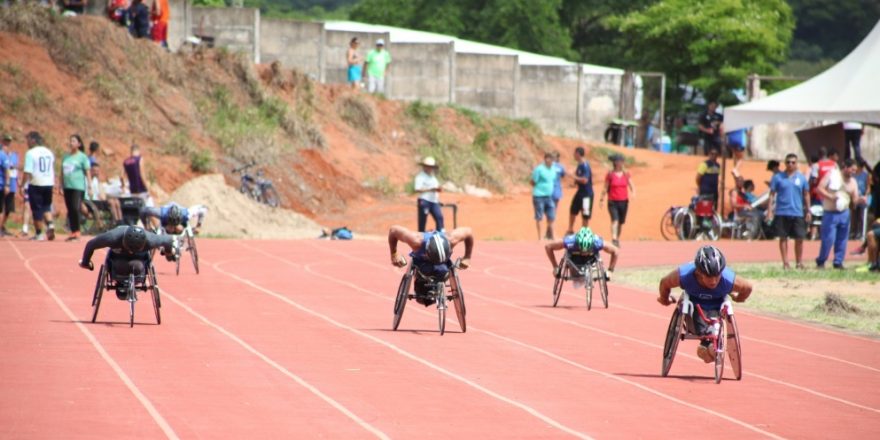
[414,156,444,232]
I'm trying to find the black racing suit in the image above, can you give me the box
[81,226,174,282]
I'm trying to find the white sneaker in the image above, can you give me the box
[30,234,47,241]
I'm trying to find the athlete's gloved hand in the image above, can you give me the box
[165,252,177,262]
[657,295,674,306]
[605,269,613,282]
[391,253,407,268]
[78,260,94,271]
[458,258,471,270]
[553,265,561,278]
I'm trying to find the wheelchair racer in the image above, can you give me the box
[545,227,619,286]
[388,225,474,307]
[141,202,207,235]
[78,225,176,299]
[657,245,753,363]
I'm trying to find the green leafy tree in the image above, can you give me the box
[611,0,794,105]
[193,0,227,7]
[561,0,656,66]
[787,0,880,61]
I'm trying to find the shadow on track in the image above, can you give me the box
[50,319,159,327]
[615,372,734,382]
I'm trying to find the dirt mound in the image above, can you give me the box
[170,174,321,239]
[816,292,862,315]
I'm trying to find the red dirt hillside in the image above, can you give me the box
[0,5,773,241]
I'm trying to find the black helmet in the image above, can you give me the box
[695,245,726,277]
[166,205,183,227]
[122,226,147,253]
[425,232,451,264]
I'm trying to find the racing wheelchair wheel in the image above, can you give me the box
[661,307,684,377]
[660,209,677,241]
[437,286,447,336]
[552,264,565,307]
[187,230,200,274]
[597,261,609,309]
[585,266,594,311]
[726,314,742,380]
[150,265,161,325]
[174,236,182,276]
[392,268,413,331]
[714,317,727,384]
[91,264,107,323]
[127,273,137,328]
[451,266,467,333]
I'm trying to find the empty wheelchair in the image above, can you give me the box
[661,292,742,384]
[90,252,162,327]
[393,259,466,335]
[552,253,609,310]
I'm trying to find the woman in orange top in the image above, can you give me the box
[151,0,170,48]
[599,154,635,247]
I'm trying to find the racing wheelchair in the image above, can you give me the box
[661,292,742,384]
[393,259,466,335]
[89,251,162,327]
[552,252,609,310]
[152,224,199,275]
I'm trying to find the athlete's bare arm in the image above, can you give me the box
[447,227,474,268]
[602,242,619,271]
[730,276,753,303]
[657,269,681,306]
[388,225,423,267]
[544,240,566,269]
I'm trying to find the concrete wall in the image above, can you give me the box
[579,72,622,140]
[260,19,323,80]
[454,53,518,117]
[517,64,579,135]
[387,42,453,103]
[191,7,260,63]
[323,30,389,85]
[167,0,192,52]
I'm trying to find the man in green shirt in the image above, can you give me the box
[364,38,391,94]
[61,134,92,241]
[532,153,558,240]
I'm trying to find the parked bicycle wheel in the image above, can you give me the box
[677,209,697,240]
[660,209,677,241]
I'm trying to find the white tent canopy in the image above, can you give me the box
[725,20,880,131]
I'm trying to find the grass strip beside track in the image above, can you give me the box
[615,264,880,337]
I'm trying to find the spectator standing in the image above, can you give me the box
[22,131,57,241]
[696,147,721,205]
[842,122,864,161]
[768,153,811,269]
[852,159,870,239]
[0,134,11,236]
[600,154,635,247]
[128,0,151,39]
[567,146,593,234]
[551,151,565,209]
[346,37,363,90]
[61,134,92,241]
[815,159,861,269]
[811,147,839,204]
[414,156,444,232]
[531,153,557,240]
[872,160,880,220]
[150,0,170,48]
[697,101,724,156]
[122,144,153,207]
[364,39,391,94]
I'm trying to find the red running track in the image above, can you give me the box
[1,238,878,439]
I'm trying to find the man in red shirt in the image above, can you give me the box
[811,147,839,204]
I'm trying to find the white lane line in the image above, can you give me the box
[482,261,880,374]
[477,265,880,414]
[485,253,880,345]
[7,242,179,440]
[157,275,390,440]
[296,242,880,415]
[240,242,785,438]
[210,257,593,440]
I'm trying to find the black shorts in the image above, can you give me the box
[569,191,594,219]
[27,185,53,219]
[773,215,806,240]
[2,192,14,214]
[608,200,629,224]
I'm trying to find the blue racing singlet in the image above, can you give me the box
[410,231,451,277]
[562,234,604,256]
[159,203,189,227]
[678,262,735,310]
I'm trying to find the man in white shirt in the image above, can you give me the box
[842,121,863,162]
[815,158,861,269]
[414,156,444,232]
[22,131,57,241]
